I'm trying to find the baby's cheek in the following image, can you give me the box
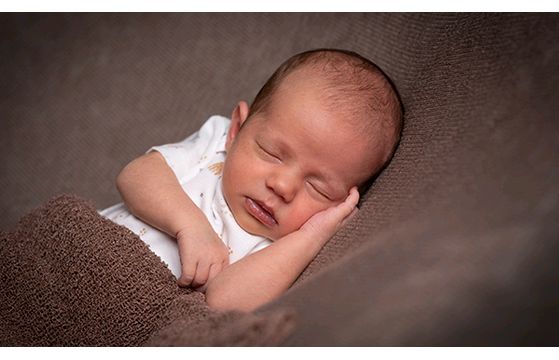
[287,203,326,232]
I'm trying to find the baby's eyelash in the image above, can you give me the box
[309,182,331,200]
[257,142,280,160]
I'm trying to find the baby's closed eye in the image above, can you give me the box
[256,141,282,162]
[306,181,333,201]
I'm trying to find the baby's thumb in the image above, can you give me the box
[340,207,359,228]
[324,187,359,228]
[339,187,359,215]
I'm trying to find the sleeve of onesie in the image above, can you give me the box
[147,115,230,183]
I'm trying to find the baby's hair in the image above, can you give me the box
[248,48,404,193]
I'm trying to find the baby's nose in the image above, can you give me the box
[267,171,298,203]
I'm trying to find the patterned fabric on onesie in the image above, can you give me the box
[99,116,271,278]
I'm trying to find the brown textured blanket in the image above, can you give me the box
[0,194,294,346]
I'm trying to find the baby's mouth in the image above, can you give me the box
[245,197,277,227]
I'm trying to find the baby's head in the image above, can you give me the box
[222,49,403,240]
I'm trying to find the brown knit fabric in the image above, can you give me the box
[0,194,294,346]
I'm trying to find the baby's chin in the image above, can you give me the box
[230,208,291,242]
[236,216,282,241]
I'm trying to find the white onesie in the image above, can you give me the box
[100,115,272,278]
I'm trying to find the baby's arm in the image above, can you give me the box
[116,151,229,287]
[204,187,359,312]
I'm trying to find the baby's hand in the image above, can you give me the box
[175,224,230,290]
[299,186,359,242]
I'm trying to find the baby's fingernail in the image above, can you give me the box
[178,277,192,287]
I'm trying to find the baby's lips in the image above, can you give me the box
[245,197,278,227]
[256,200,276,219]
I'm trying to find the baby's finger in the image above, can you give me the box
[345,186,360,206]
[194,261,225,293]
[177,255,198,287]
[192,261,211,288]
[340,207,359,228]
[177,257,197,287]
[334,187,359,217]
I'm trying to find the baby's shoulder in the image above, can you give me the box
[200,115,231,137]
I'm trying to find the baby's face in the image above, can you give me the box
[222,78,379,240]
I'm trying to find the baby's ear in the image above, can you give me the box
[226,101,250,151]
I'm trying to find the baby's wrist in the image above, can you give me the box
[172,213,211,239]
[290,226,331,248]
[174,216,218,240]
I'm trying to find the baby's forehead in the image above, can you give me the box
[265,90,385,151]
[261,61,398,163]
[277,67,374,110]
[262,113,382,169]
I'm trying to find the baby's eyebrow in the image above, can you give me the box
[257,134,284,152]
[270,137,291,158]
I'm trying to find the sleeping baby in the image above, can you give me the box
[100,48,403,312]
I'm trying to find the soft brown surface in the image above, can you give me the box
[1,13,558,345]
[0,194,294,346]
